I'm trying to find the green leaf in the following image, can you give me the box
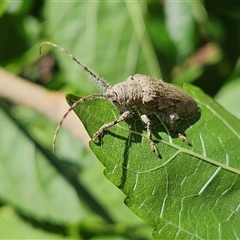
[43,1,160,94]
[0,206,68,239]
[215,77,240,119]
[67,84,240,239]
[164,2,196,60]
[0,100,114,224]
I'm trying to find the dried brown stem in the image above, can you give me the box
[0,67,90,149]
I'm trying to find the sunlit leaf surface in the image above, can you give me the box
[68,84,240,239]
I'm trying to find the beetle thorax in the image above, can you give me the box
[106,78,143,110]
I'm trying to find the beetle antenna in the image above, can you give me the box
[52,93,106,152]
[39,42,110,89]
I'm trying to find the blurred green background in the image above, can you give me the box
[0,1,240,239]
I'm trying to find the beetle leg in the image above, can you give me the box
[169,113,191,145]
[138,112,161,158]
[93,110,131,141]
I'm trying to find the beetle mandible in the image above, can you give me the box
[39,42,198,158]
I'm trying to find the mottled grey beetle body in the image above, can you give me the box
[108,74,197,118]
[40,42,198,158]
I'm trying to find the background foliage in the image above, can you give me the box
[0,1,240,239]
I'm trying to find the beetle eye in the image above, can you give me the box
[111,92,118,101]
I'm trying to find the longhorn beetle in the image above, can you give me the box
[39,42,198,158]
